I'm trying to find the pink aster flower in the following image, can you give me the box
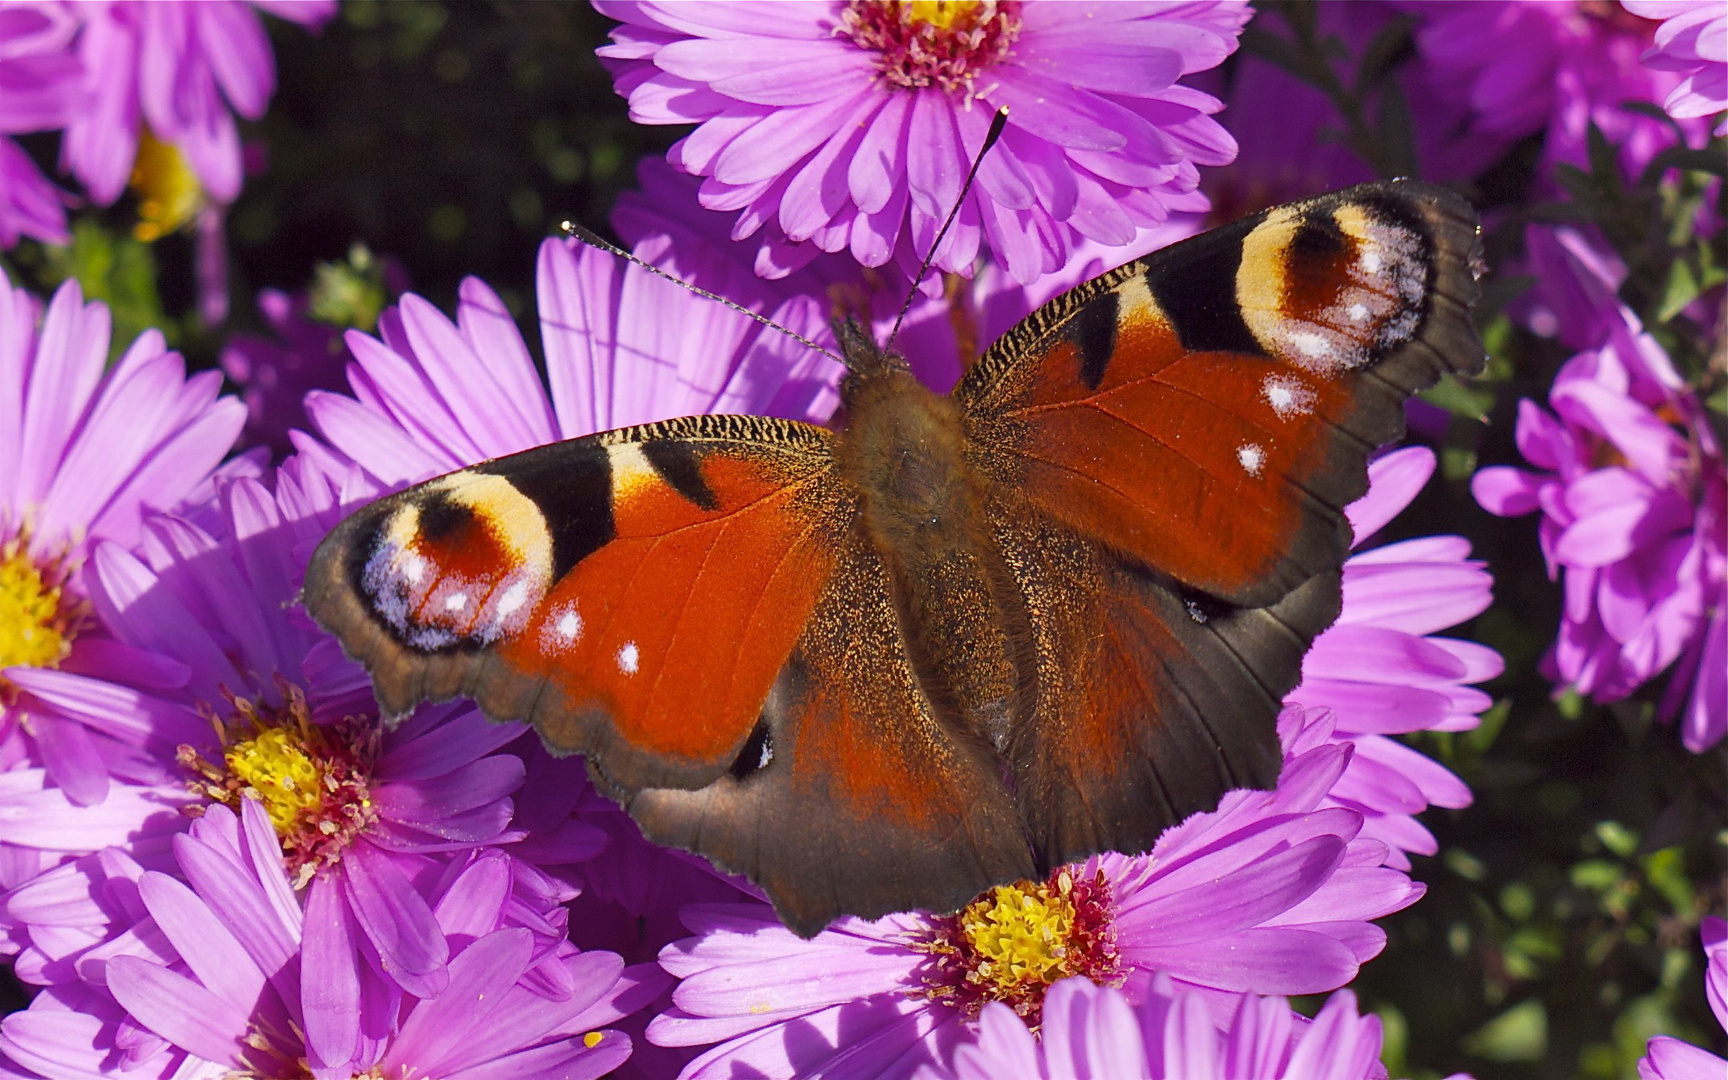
[919,974,1441,1080]
[0,799,637,1080]
[59,0,336,207]
[1473,310,1726,750]
[1396,1,1713,181]
[1625,1,1728,136]
[0,1,82,246]
[0,454,607,1075]
[594,1,1247,284]
[644,706,1421,1080]
[1638,917,1727,1080]
[1290,446,1498,869]
[0,275,242,860]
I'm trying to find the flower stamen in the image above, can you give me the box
[915,866,1122,1028]
[181,681,379,886]
[840,0,1022,99]
[0,534,83,681]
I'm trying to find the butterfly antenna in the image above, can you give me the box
[557,220,846,366]
[883,105,1010,354]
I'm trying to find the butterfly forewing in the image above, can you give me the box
[959,181,1483,609]
[304,414,847,791]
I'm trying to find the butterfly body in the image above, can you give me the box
[303,182,1484,936]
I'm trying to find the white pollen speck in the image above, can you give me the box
[1237,443,1266,477]
[557,609,582,641]
[495,579,531,619]
[444,592,468,612]
[1347,302,1368,322]
[617,641,640,675]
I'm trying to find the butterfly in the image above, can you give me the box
[302,181,1483,938]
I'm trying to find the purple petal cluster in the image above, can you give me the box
[59,0,336,207]
[1473,312,1726,750]
[1624,1,1728,136]
[918,973,1443,1080]
[639,705,1422,1080]
[1638,917,1727,1080]
[0,3,79,246]
[1291,447,1497,867]
[0,798,634,1080]
[594,1,1247,284]
[0,275,243,846]
[1396,1,1712,181]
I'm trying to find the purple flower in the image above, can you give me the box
[219,287,351,458]
[1290,446,1498,869]
[1625,1,1728,136]
[0,276,243,846]
[1473,310,1726,750]
[645,706,1421,1080]
[1396,1,1713,181]
[1638,917,1727,1080]
[594,1,1247,284]
[0,454,613,1074]
[0,2,81,246]
[0,799,637,1080]
[60,0,336,207]
[917,973,1433,1080]
[302,234,843,494]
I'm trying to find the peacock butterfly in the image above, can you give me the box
[302,181,1484,937]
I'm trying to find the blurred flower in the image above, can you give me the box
[1291,446,1497,869]
[1473,310,1726,750]
[0,275,242,849]
[1625,0,1728,136]
[0,1,82,246]
[594,1,1247,285]
[60,0,336,207]
[220,288,349,458]
[646,707,1421,1080]
[0,799,637,1080]
[1396,0,1710,181]
[1638,916,1727,1080]
[916,974,1413,1080]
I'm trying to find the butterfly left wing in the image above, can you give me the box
[302,417,1035,935]
[303,416,852,793]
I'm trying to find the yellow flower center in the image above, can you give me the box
[955,875,1082,994]
[224,727,325,834]
[129,129,204,242]
[0,549,69,670]
[182,684,379,886]
[841,0,1022,96]
[906,0,977,30]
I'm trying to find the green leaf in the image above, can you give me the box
[1419,376,1494,421]
[1463,1000,1548,1062]
[1656,257,1703,322]
[39,220,172,364]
